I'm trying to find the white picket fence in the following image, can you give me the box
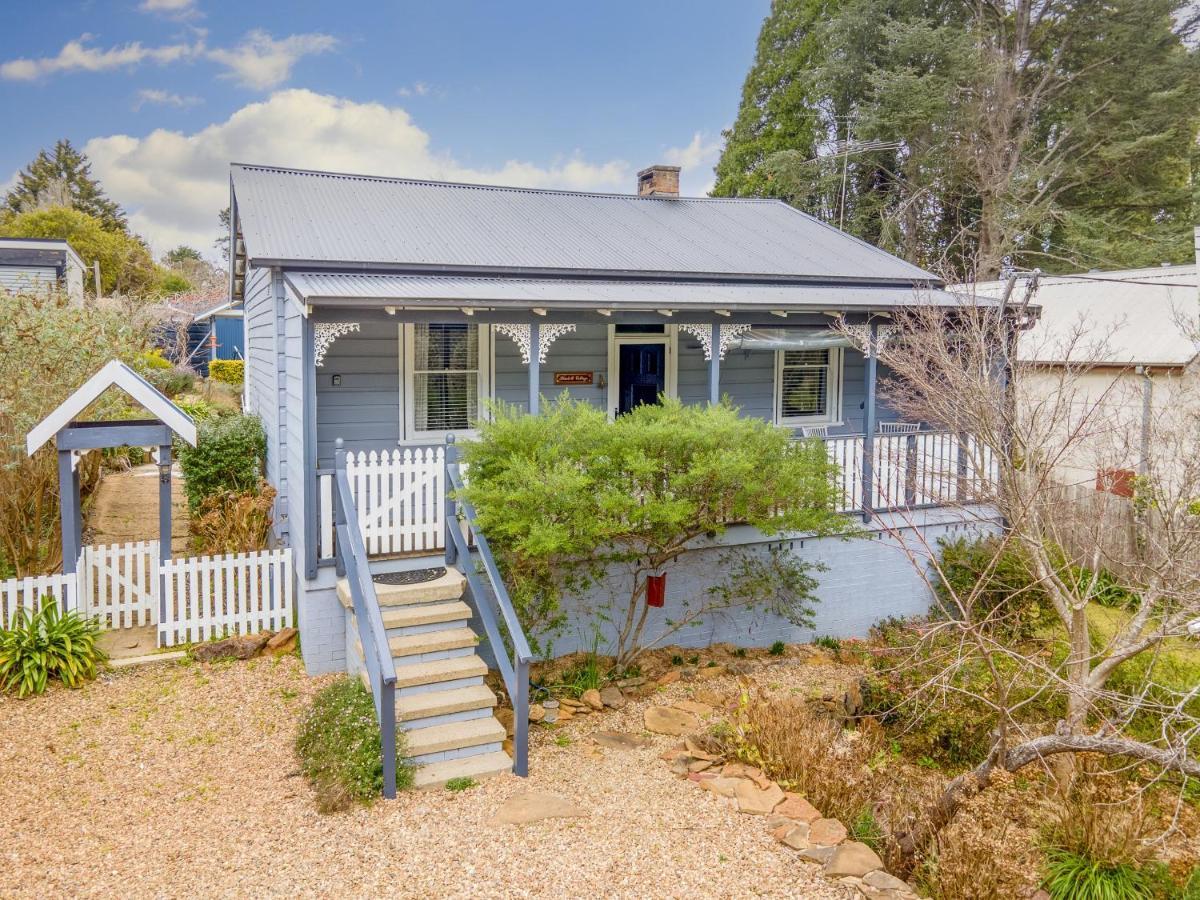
[0,572,77,629]
[319,446,444,559]
[0,541,293,648]
[160,547,293,646]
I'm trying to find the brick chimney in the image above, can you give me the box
[637,165,681,197]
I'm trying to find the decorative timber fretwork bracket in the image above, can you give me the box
[493,323,577,365]
[314,322,360,366]
[678,323,753,361]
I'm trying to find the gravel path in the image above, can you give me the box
[0,656,853,899]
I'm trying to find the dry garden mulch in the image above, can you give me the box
[1,653,858,899]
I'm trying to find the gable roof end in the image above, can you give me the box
[26,360,198,456]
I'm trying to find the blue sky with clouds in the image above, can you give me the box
[0,0,769,257]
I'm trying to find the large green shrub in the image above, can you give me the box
[176,413,265,512]
[208,359,244,386]
[459,396,850,664]
[935,535,1048,638]
[295,677,412,812]
[0,598,107,697]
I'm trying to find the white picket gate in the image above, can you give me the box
[319,446,445,559]
[0,572,76,629]
[159,547,293,646]
[80,540,159,630]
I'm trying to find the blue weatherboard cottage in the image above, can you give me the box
[230,162,1001,790]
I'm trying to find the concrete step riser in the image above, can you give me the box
[388,619,470,637]
[392,647,473,666]
[401,706,493,731]
[412,750,513,790]
[409,742,504,767]
[396,675,484,697]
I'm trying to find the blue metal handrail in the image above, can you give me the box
[443,435,533,777]
[333,438,400,798]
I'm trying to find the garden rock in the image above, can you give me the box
[694,665,726,680]
[673,699,713,717]
[644,705,699,736]
[656,670,681,686]
[528,704,546,723]
[774,793,822,824]
[773,821,811,850]
[809,817,848,846]
[591,731,651,751]
[599,685,626,709]
[733,779,784,815]
[692,688,725,707]
[191,632,270,662]
[698,777,744,798]
[824,842,883,878]
[263,627,298,656]
[863,871,913,893]
[799,846,836,865]
[493,791,588,825]
[580,688,604,710]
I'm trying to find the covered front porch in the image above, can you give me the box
[293,292,995,576]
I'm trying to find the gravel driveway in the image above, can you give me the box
[1,655,852,899]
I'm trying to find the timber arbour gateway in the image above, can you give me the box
[231,162,1002,789]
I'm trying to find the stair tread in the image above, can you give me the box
[413,750,513,789]
[405,717,507,755]
[397,684,497,721]
[388,626,477,656]
[338,567,466,609]
[393,654,486,688]
[381,601,472,629]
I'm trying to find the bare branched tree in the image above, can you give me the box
[838,293,1200,856]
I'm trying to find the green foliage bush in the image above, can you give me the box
[208,359,244,386]
[1044,850,1158,900]
[146,365,194,399]
[0,598,107,697]
[459,396,848,662]
[935,536,1048,638]
[176,413,265,512]
[135,349,172,372]
[295,677,412,812]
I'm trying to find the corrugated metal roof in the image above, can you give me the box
[974,265,1199,366]
[231,164,937,284]
[284,272,956,310]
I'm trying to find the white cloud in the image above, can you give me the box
[397,81,430,98]
[84,89,629,256]
[664,132,724,196]
[0,34,202,81]
[1,29,333,89]
[139,0,201,19]
[134,88,203,110]
[207,30,336,90]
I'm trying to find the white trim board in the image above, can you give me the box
[26,360,197,456]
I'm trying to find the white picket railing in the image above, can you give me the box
[80,540,159,630]
[318,446,444,559]
[0,572,77,629]
[159,547,294,646]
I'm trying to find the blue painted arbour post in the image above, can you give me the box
[709,322,720,405]
[528,321,540,416]
[861,318,879,523]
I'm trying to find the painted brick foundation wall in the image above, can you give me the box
[296,568,344,675]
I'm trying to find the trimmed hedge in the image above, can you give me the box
[176,413,265,512]
[209,358,244,386]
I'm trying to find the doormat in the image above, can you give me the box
[373,567,447,586]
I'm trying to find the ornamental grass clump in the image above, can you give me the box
[0,598,107,697]
[295,677,412,813]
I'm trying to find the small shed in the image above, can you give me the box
[0,237,86,304]
[193,300,244,372]
[26,360,197,577]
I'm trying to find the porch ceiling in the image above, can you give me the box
[284,272,960,312]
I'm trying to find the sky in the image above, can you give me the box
[0,1,770,259]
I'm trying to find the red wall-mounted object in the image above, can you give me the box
[646,573,666,608]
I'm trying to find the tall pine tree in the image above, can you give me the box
[715,0,1200,279]
[4,139,128,234]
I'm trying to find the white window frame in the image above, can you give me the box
[400,323,493,442]
[773,347,843,427]
[605,324,678,420]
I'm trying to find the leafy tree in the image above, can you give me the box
[163,245,203,266]
[715,0,1200,279]
[4,139,127,233]
[2,206,157,296]
[215,206,231,262]
[459,397,851,664]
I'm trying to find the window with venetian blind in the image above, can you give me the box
[411,323,481,433]
[776,348,840,424]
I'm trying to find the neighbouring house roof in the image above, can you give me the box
[230,163,938,287]
[192,300,241,321]
[283,271,950,311]
[975,265,1199,368]
[0,237,86,271]
[26,360,197,456]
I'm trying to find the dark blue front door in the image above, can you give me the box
[618,343,666,415]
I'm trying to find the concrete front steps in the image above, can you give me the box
[338,565,513,789]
